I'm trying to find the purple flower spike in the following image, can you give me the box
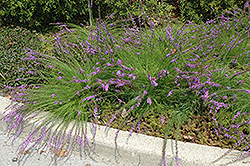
[147,97,152,106]
[105,84,109,92]
[107,62,112,66]
[151,80,158,86]
[51,94,55,98]
[116,70,121,76]
[117,59,122,65]
[161,115,165,124]
[109,13,114,18]
[246,90,250,94]
[57,76,62,80]
[78,109,81,118]
[48,65,54,68]
[167,90,173,97]
[78,68,83,74]
[142,90,148,97]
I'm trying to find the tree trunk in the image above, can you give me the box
[88,0,92,26]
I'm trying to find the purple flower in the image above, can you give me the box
[97,79,102,83]
[167,90,173,97]
[225,73,229,79]
[105,84,109,92]
[109,13,114,18]
[57,76,62,80]
[151,80,158,86]
[107,62,112,66]
[116,70,121,76]
[132,75,136,80]
[246,90,250,93]
[147,97,152,106]
[78,109,81,117]
[117,59,122,65]
[164,53,171,59]
[161,115,165,124]
[78,68,83,74]
[48,65,54,68]
[51,94,55,98]
[142,90,147,97]
[125,38,130,43]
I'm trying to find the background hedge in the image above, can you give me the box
[0,0,248,32]
[179,0,248,23]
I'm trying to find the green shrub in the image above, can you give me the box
[0,0,174,32]
[180,0,247,23]
[0,26,47,88]
[103,0,174,27]
[0,0,88,31]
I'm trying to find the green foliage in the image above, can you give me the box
[180,0,247,23]
[104,0,174,23]
[0,26,45,88]
[0,0,88,31]
[0,0,174,32]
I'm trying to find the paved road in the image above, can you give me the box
[0,95,111,166]
[0,131,111,166]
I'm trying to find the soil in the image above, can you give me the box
[97,107,241,151]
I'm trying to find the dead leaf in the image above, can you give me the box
[183,135,193,140]
[21,150,30,154]
[172,49,177,54]
[40,150,45,154]
[52,149,68,157]
[121,108,127,118]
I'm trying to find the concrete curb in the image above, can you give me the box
[0,95,249,166]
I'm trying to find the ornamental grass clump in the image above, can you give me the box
[2,20,139,164]
[2,1,250,166]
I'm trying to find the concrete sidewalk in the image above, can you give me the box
[0,95,249,166]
